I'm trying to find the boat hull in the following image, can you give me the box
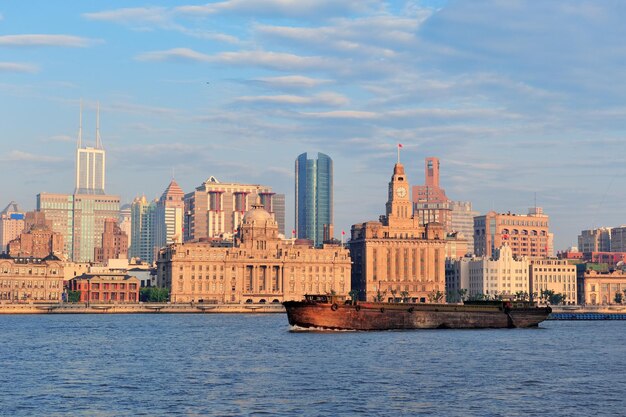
[283,301,551,330]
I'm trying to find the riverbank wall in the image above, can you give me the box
[0,302,286,314]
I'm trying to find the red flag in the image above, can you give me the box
[292,229,296,235]
[342,230,346,235]
[398,143,403,148]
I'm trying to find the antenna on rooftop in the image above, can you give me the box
[96,101,102,149]
[77,98,83,149]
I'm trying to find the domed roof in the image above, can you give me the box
[243,205,272,224]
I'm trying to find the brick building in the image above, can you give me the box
[69,273,140,303]
[94,218,128,264]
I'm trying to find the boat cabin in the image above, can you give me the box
[305,294,346,304]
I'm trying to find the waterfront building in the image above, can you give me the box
[295,152,333,246]
[529,259,577,304]
[8,221,64,259]
[578,269,626,305]
[69,272,140,303]
[157,200,350,303]
[184,176,280,242]
[474,208,551,259]
[0,202,25,253]
[94,218,128,264]
[155,180,185,249]
[0,254,64,302]
[446,244,529,299]
[349,159,447,303]
[578,228,612,253]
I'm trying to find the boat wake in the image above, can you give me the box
[289,324,356,333]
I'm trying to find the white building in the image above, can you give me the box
[446,244,529,299]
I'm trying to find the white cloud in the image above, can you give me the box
[0,62,38,73]
[254,75,331,89]
[175,0,379,19]
[135,48,211,63]
[2,151,64,163]
[0,34,101,47]
[236,92,348,106]
[216,50,329,71]
[45,134,74,143]
[301,110,377,119]
[83,7,170,25]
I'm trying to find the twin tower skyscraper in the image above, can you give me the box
[295,152,333,246]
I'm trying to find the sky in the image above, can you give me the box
[1,0,626,251]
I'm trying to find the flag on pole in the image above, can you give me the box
[398,143,403,148]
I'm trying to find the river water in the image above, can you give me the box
[0,315,624,416]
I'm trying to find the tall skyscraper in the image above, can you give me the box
[36,102,119,262]
[272,193,286,236]
[130,196,157,263]
[413,157,451,228]
[155,180,185,248]
[75,102,105,195]
[295,152,333,246]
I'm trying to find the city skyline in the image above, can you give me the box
[3,1,626,250]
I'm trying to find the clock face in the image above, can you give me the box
[396,186,407,198]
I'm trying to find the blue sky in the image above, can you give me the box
[1,0,625,250]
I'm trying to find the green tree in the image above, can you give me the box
[67,290,81,303]
[615,292,623,304]
[427,290,445,303]
[349,289,360,304]
[140,287,169,302]
[457,289,468,302]
[374,289,387,302]
[389,289,398,303]
[400,291,410,303]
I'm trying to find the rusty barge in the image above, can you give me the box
[283,295,552,330]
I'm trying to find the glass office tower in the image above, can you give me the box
[295,152,333,246]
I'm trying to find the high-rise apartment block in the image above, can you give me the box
[449,201,478,255]
[130,196,156,263]
[578,228,612,252]
[184,176,282,242]
[271,193,286,236]
[155,180,185,248]
[0,202,25,253]
[350,160,447,303]
[295,152,333,246]
[94,218,128,264]
[474,208,552,259]
[609,227,626,252]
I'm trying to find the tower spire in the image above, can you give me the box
[96,101,102,149]
[77,98,83,149]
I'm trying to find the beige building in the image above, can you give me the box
[184,176,280,242]
[158,200,351,303]
[0,202,25,254]
[350,161,447,303]
[474,208,552,259]
[579,269,626,305]
[446,245,529,299]
[530,259,577,304]
[0,255,64,302]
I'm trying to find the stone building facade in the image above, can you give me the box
[0,255,64,302]
[158,201,351,303]
[529,259,577,304]
[8,223,64,259]
[578,269,626,305]
[474,208,552,259]
[69,273,140,303]
[350,161,447,303]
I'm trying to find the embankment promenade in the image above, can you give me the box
[2,302,626,317]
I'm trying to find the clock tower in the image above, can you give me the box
[384,162,413,227]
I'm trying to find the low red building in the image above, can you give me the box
[69,273,140,303]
